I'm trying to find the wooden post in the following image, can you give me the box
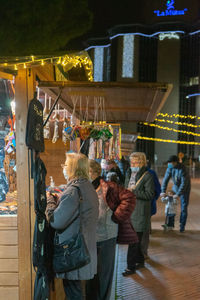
[15,68,35,300]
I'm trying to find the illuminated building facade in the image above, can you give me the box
[84,0,200,163]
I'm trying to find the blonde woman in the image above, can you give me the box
[46,153,99,300]
[123,152,155,276]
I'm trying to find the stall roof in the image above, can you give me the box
[38,81,173,123]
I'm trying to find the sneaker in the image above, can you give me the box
[135,262,145,269]
[122,268,136,276]
[180,226,185,233]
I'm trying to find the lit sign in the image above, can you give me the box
[159,32,180,40]
[154,0,188,17]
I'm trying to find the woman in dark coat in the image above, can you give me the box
[46,153,99,300]
[86,159,137,300]
[123,152,155,276]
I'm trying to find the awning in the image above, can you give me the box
[38,81,173,123]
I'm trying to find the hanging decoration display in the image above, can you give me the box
[4,102,17,194]
[138,136,200,146]
[41,91,122,160]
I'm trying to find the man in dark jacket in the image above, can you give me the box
[161,155,191,233]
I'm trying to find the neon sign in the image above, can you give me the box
[154,0,188,17]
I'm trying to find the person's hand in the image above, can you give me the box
[160,193,166,198]
[173,194,179,200]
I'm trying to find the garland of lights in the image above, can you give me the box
[142,122,200,137]
[155,118,200,128]
[0,53,93,81]
[138,136,200,146]
[157,112,200,120]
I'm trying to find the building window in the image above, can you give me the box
[94,47,104,82]
[122,35,134,78]
[189,76,199,86]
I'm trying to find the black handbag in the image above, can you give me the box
[53,186,91,273]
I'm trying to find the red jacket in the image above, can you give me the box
[100,179,138,244]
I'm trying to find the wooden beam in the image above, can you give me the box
[15,68,35,300]
[75,106,150,112]
[38,80,170,90]
[0,71,13,80]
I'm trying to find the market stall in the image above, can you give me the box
[0,52,172,299]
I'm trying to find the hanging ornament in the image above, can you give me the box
[52,105,60,143]
[43,94,50,139]
[62,110,71,144]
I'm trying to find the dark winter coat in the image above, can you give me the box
[161,163,191,196]
[93,177,138,244]
[125,166,155,232]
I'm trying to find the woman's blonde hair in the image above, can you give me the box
[129,152,147,166]
[65,153,89,180]
[89,159,102,177]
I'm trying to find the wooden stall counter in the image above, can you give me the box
[0,215,18,300]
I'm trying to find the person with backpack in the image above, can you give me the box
[123,152,155,276]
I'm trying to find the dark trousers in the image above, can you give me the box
[141,230,150,256]
[180,191,190,227]
[86,237,116,300]
[63,279,83,300]
[127,232,144,270]
[167,215,175,227]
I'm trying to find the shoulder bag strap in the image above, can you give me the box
[135,171,148,188]
[56,185,82,234]
[74,186,83,232]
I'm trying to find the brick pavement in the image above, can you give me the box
[114,180,200,300]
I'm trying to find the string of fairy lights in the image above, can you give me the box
[155,118,200,128]
[137,136,200,146]
[140,112,200,145]
[142,122,200,137]
[0,53,93,81]
[157,112,200,120]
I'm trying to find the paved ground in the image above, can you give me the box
[114,179,200,300]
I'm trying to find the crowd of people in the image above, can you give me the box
[46,151,191,300]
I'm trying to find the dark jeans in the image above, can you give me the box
[86,237,116,300]
[180,191,190,227]
[63,279,83,300]
[127,232,144,270]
